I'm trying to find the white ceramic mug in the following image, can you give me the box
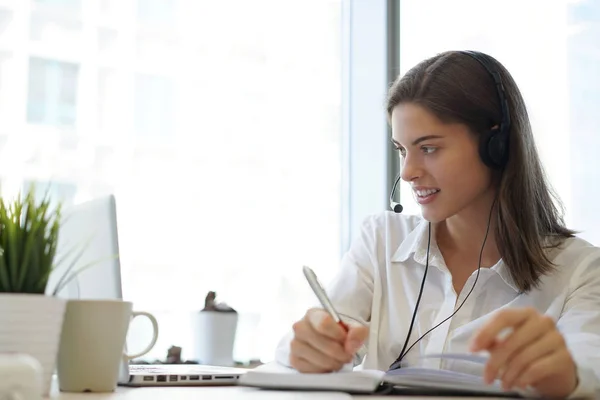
[57,299,158,392]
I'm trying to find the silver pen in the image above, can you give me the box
[302,265,348,331]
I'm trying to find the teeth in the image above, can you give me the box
[416,189,440,197]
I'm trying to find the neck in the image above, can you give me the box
[435,192,501,268]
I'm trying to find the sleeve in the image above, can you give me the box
[556,250,600,399]
[274,215,380,369]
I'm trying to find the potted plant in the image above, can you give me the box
[0,187,83,396]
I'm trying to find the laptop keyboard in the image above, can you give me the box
[129,364,243,374]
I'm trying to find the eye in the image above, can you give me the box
[395,147,406,157]
[421,146,437,154]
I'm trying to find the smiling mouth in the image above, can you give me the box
[415,189,440,198]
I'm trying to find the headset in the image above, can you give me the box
[387,50,510,371]
[465,50,511,170]
[389,175,403,214]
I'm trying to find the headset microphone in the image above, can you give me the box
[389,174,403,213]
[391,201,403,214]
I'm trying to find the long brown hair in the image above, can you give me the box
[386,50,575,292]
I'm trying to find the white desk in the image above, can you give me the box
[49,386,355,399]
[48,385,511,400]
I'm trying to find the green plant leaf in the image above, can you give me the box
[0,248,10,291]
[22,199,39,292]
[0,200,10,290]
[40,219,60,293]
[5,204,19,291]
[17,202,42,290]
[0,184,62,293]
[0,184,103,295]
[13,196,24,291]
[25,234,41,293]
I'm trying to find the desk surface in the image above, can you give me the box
[48,385,513,400]
[50,386,352,399]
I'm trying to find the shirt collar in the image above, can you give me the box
[391,218,430,263]
[391,218,446,269]
[490,261,520,293]
[391,217,520,293]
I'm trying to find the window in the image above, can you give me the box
[137,0,176,25]
[34,0,81,8]
[27,57,79,127]
[98,28,119,55]
[23,180,77,209]
[0,8,13,37]
[30,0,82,46]
[134,74,174,140]
[1,0,343,363]
[97,68,119,131]
[397,0,600,245]
[0,52,13,121]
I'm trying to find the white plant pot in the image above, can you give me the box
[192,311,238,366]
[0,293,66,396]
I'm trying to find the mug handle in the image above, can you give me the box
[124,311,159,360]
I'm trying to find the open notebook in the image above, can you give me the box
[238,354,538,397]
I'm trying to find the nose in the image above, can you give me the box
[400,152,422,183]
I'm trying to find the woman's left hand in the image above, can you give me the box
[469,307,578,398]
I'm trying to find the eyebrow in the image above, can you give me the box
[391,135,444,147]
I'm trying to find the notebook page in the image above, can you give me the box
[422,352,489,364]
[383,367,537,398]
[238,367,385,393]
[252,362,299,373]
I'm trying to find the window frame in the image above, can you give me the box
[342,0,400,252]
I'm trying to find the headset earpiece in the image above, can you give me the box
[479,127,509,169]
[461,50,511,170]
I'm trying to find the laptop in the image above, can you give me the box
[51,194,246,386]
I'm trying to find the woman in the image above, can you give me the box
[274,50,600,398]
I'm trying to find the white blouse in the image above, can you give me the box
[274,212,600,398]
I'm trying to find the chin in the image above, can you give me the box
[421,206,451,224]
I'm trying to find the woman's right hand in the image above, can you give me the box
[289,308,369,373]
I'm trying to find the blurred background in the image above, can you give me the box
[0,0,597,364]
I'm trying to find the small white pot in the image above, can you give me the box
[192,311,238,366]
[0,293,66,396]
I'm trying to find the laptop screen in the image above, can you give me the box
[48,194,123,300]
